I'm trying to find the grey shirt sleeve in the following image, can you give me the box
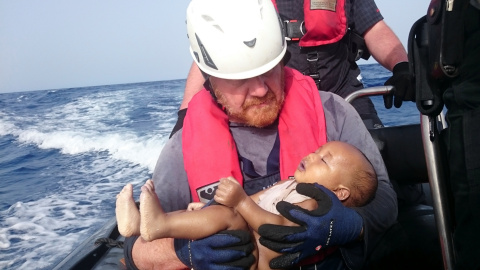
[350,0,384,35]
[151,129,191,212]
[321,91,398,269]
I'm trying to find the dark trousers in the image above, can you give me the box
[442,10,480,268]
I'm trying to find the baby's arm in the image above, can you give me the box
[215,177,316,232]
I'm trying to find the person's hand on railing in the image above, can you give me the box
[384,62,415,109]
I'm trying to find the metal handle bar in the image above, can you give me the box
[344,85,395,103]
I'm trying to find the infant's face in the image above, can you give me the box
[293,141,353,189]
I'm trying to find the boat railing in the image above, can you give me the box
[344,85,394,104]
[347,86,452,270]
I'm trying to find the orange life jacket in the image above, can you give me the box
[182,67,327,202]
[272,0,347,47]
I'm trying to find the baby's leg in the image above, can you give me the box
[139,179,170,241]
[140,179,254,240]
[115,183,140,237]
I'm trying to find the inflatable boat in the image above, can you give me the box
[51,83,447,270]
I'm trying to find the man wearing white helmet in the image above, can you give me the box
[122,0,396,269]
[169,0,423,210]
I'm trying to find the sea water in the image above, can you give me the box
[0,64,420,269]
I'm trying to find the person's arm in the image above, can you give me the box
[128,231,255,270]
[179,62,205,110]
[125,130,255,269]
[130,237,187,270]
[363,21,414,108]
[322,92,398,266]
[354,0,414,108]
[363,20,408,71]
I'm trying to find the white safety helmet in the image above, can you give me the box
[186,0,287,80]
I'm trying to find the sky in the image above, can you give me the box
[0,0,430,94]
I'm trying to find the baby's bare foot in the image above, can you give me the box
[139,180,167,241]
[115,184,140,237]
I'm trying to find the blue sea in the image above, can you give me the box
[0,64,419,269]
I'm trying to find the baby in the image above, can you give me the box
[116,141,378,269]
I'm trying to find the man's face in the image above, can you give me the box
[210,63,285,128]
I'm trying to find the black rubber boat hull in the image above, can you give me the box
[53,216,126,270]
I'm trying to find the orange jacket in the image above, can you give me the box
[182,67,327,202]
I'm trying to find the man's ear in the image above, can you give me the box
[334,185,350,201]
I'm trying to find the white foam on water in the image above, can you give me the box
[0,82,181,269]
[1,87,173,172]
[0,198,97,269]
[0,112,18,136]
[0,155,150,269]
[14,128,166,172]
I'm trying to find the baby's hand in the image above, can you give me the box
[214,176,247,208]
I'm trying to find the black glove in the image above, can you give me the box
[258,184,363,269]
[384,61,415,109]
[174,230,255,270]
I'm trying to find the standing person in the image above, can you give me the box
[174,0,414,131]
[121,0,397,269]
[116,141,378,270]
[444,3,480,268]
[411,0,480,268]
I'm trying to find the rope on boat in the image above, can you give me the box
[95,237,124,249]
[92,201,138,249]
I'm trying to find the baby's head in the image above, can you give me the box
[293,141,377,207]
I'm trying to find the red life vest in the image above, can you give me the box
[272,0,347,47]
[182,67,327,202]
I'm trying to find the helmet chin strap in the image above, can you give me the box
[202,77,219,105]
[282,50,292,66]
[200,69,210,81]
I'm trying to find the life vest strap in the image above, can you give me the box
[306,51,321,89]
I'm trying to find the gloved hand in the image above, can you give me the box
[174,230,255,270]
[383,61,415,109]
[258,183,363,269]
